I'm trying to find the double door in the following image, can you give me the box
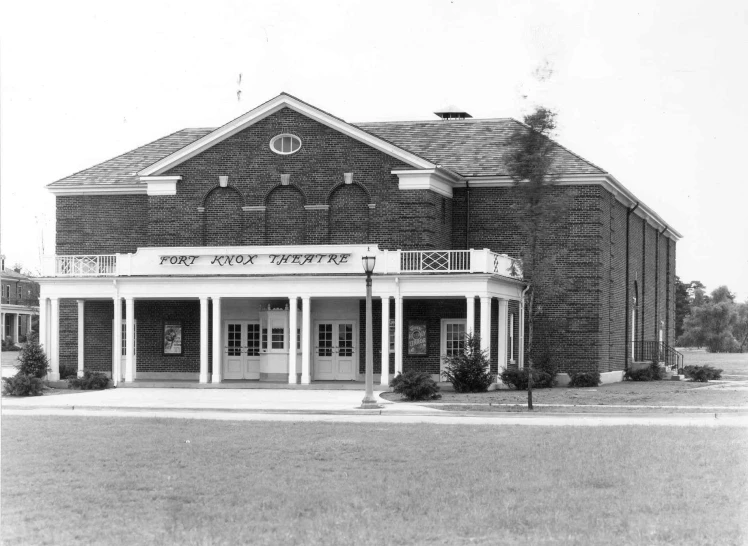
[224,321,260,380]
[314,321,357,380]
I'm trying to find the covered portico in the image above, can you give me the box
[38,245,525,385]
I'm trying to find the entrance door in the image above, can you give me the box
[314,321,357,380]
[440,320,466,378]
[223,321,260,380]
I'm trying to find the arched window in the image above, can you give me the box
[266,186,306,245]
[205,187,243,246]
[329,184,369,244]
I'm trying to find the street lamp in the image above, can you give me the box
[360,248,380,409]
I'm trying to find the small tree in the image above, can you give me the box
[442,333,494,393]
[16,332,49,378]
[679,285,741,352]
[504,107,569,409]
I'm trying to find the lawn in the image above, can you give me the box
[2,417,747,546]
[383,351,748,410]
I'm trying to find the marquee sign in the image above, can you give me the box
[117,245,379,276]
[159,253,352,267]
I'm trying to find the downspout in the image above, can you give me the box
[518,284,530,369]
[465,179,470,249]
[624,202,640,371]
[655,226,667,344]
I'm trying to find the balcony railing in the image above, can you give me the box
[42,248,523,279]
[53,255,117,277]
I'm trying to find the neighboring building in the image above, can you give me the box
[1,256,39,343]
[39,93,680,384]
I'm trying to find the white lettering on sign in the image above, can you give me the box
[159,253,352,267]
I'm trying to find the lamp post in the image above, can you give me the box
[360,249,380,409]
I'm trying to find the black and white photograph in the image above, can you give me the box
[1,1,746,545]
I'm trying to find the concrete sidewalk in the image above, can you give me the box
[2,388,747,427]
[0,387,442,414]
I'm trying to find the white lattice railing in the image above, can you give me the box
[54,255,117,277]
[400,250,471,272]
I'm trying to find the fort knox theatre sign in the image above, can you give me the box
[117,245,382,276]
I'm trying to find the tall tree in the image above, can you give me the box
[680,285,742,352]
[504,107,568,409]
[674,276,690,340]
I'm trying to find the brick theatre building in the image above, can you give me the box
[38,93,680,386]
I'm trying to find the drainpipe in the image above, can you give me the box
[655,226,667,346]
[624,202,640,371]
[465,180,470,249]
[518,284,530,369]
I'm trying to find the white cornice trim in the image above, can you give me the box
[48,184,147,196]
[138,94,437,176]
[140,176,182,196]
[460,173,682,241]
[392,168,463,198]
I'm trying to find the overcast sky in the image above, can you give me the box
[1,0,746,298]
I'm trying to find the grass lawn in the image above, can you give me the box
[383,351,748,410]
[2,417,747,546]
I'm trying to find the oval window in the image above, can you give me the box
[270,134,302,155]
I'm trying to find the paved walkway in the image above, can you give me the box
[3,388,747,427]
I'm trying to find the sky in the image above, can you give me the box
[1,0,746,298]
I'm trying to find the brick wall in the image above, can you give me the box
[205,186,244,246]
[56,195,148,254]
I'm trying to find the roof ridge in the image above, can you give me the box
[355,118,515,125]
[48,128,212,187]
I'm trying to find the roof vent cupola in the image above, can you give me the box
[434,105,472,120]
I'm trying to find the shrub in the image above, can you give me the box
[390,370,441,401]
[15,335,49,378]
[2,339,22,351]
[68,371,110,390]
[568,371,601,388]
[500,368,556,390]
[2,373,44,396]
[58,363,78,380]
[442,333,495,393]
[683,365,723,382]
[624,363,666,381]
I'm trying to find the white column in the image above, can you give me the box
[288,296,297,384]
[199,297,209,383]
[39,297,48,350]
[124,298,135,382]
[113,297,122,385]
[380,296,390,386]
[77,300,85,378]
[15,313,20,343]
[0,313,4,343]
[48,297,60,380]
[301,296,311,384]
[212,297,222,383]
[479,296,491,361]
[466,296,475,336]
[394,296,403,375]
[498,299,509,373]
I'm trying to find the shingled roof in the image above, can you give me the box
[354,119,606,177]
[49,129,212,187]
[49,114,605,187]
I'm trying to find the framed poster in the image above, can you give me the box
[163,321,183,355]
[408,321,427,355]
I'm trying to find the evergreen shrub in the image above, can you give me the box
[568,371,601,388]
[442,333,495,393]
[16,334,49,378]
[390,370,441,401]
[2,373,44,396]
[68,371,110,390]
[58,363,78,380]
[683,365,723,382]
[624,363,665,381]
[500,368,556,390]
